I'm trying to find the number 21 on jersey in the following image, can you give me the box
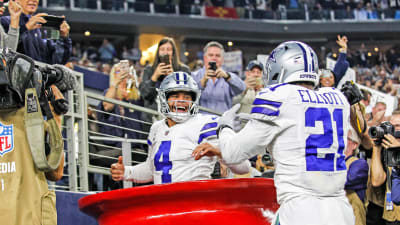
[154,141,172,183]
[305,107,346,172]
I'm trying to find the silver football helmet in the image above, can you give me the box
[264,41,319,87]
[158,72,200,123]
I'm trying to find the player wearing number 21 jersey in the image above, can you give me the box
[216,41,355,225]
[110,72,249,184]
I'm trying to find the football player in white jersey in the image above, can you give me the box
[194,41,355,225]
[110,72,249,184]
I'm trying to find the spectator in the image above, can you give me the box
[193,59,204,71]
[139,37,190,123]
[97,62,143,148]
[101,63,112,75]
[354,2,368,20]
[192,41,246,113]
[366,2,378,19]
[344,4,355,19]
[356,43,368,67]
[96,62,144,190]
[345,126,369,225]
[0,0,22,50]
[1,0,72,64]
[98,38,116,63]
[334,0,347,19]
[387,49,400,70]
[129,43,142,63]
[320,35,349,88]
[233,59,264,114]
[366,101,387,127]
[361,89,373,113]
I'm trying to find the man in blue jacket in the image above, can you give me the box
[1,0,72,64]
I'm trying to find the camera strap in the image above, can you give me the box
[24,88,63,171]
[386,166,394,210]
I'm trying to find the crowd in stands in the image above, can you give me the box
[45,0,400,20]
[70,37,400,108]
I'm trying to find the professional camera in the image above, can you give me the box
[369,121,400,167]
[385,147,400,167]
[369,121,400,143]
[0,50,76,114]
[340,80,364,105]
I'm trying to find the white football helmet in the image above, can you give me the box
[264,41,319,87]
[158,72,200,123]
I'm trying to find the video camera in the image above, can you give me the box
[0,49,76,115]
[340,81,364,105]
[369,121,400,167]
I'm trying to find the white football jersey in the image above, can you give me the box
[220,83,351,204]
[124,114,220,184]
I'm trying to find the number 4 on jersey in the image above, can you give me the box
[154,141,172,183]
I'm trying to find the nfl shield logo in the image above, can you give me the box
[0,122,14,156]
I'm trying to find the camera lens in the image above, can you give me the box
[369,126,384,139]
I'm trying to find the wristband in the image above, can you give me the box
[216,124,233,138]
[224,72,231,81]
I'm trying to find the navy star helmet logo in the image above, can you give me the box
[268,49,277,63]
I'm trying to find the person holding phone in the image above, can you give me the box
[96,61,144,190]
[139,37,190,124]
[192,41,246,113]
[1,0,72,64]
[0,0,22,50]
[233,60,264,123]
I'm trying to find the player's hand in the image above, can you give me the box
[25,13,48,30]
[382,134,400,149]
[192,143,221,160]
[110,156,125,181]
[218,104,241,132]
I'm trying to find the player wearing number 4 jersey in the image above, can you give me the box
[195,41,355,225]
[110,72,249,184]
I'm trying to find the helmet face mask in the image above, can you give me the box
[158,72,200,123]
[264,41,319,88]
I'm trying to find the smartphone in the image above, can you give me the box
[41,15,64,28]
[119,60,129,74]
[208,61,217,71]
[159,54,170,65]
[255,77,263,86]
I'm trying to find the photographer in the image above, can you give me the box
[1,0,72,64]
[369,111,400,225]
[0,51,76,224]
[0,0,22,50]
